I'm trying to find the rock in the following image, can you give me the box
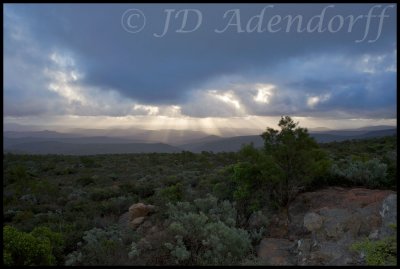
[130,216,145,229]
[345,214,362,237]
[128,203,155,221]
[368,230,379,240]
[136,219,154,234]
[296,238,313,265]
[257,238,296,265]
[282,188,396,266]
[355,206,382,237]
[119,203,156,230]
[312,241,354,265]
[149,225,160,234]
[269,211,290,238]
[319,208,351,240]
[379,194,397,238]
[303,212,323,232]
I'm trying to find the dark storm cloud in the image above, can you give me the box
[4,3,397,118]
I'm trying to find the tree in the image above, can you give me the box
[230,143,280,223]
[261,116,329,207]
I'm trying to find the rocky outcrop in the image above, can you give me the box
[257,187,396,266]
[129,203,155,220]
[257,238,296,265]
[118,203,156,230]
[379,194,397,238]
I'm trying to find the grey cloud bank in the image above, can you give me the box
[3,4,397,126]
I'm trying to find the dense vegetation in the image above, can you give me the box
[3,117,397,265]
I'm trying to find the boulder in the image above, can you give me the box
[303,212,323,232]
[128,203,155,221]
[268,211,290,238]
[312,241,355,265]
[257,238,296,265]
[318,208,351,240]
[130,216,145,229]
[379,194,397,238]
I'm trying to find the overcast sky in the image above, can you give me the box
[4,4,397,133]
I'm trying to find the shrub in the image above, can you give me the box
[331,157,388,188]
[3,225,55,266]
[163,195,252,265]
[351,232,397,265]
[80,156,97,167]
[7,164,28,184]
[65,225,128,266]
[159,182,184,203]
[77,176,94,186]
[13,210,34,226]
[30,226,65,265]
[99,196,133,216]
[90,187,120,201]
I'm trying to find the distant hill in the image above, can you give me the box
[66,128,212,145]
[180,135,264,153]
[346,125,396,132]
[3,130,84,139]
[3,136,146,148]
[181,128,397,153]
[3,126,396,155]
[4,141,181,155]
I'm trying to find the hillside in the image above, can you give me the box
[5,141,181,155]
[180,129,397,153]
[3,127,396,155]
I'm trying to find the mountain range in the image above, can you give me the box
[3,126,396,155]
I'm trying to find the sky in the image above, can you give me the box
[3,4,397,134]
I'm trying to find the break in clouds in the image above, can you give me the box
[4,4,397,124]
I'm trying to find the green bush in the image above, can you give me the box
[65,225,127,266]
[99,196,133,215]
[90,187,120,201]
[163,195,252,265]
[30,226,65,265]
[159,182,184,203]
[351,236,396,265]
[331,157,388,188]
[3,225,55,265]
[351,224,396,265]
[229,144,281,220]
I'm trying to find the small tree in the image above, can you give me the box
[231,143,280,223]
[261,116,329,208]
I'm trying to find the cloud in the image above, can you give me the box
[4,4,397,123]
[178,49,396,118]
